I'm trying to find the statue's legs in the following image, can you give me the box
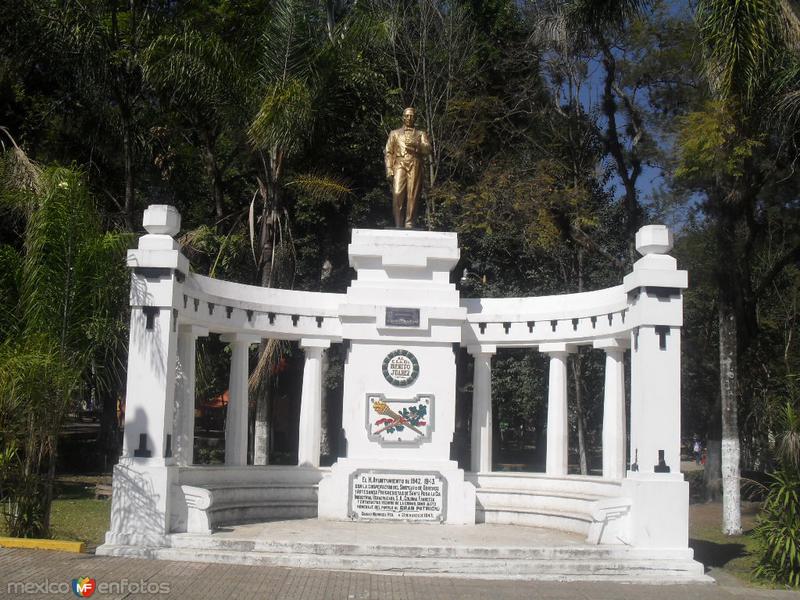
[405,162,423,228]
[391,168,409,228]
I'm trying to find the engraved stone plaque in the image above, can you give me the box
[385,307,420,327]
[349,470,445,522]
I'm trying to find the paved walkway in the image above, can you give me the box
[1,548,797,600]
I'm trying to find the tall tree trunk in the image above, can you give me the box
[201,131,225,220]
[41,436,57,535]
[704,393,723,502]
[253,159,281,465]
[599,41,641,262]
[572,248,588,474]
[122,117,135,231]
[97,388,121,471]
[253,341,271,466]
[719,297,742,534]
[319,350,330,462]
[573,354,589,475]
[717,201,743,535]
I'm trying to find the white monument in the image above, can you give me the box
[97,207,704,581]
[318,229,475,524]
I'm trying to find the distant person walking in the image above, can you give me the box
[693,438,702,464]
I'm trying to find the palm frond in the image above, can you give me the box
[143,29,242,113]
[286,173,352,204]
[696,0,781,105]
[0,128,44,198]
[248,77,315,153]
[259,0,321,83]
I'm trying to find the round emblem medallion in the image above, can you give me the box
[382,349,420,387]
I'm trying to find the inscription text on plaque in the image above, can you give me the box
[349,470,445,522]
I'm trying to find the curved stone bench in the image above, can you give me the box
[466,473,628,540]
[175,466,326,534]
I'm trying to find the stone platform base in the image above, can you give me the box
[96,518,711,583]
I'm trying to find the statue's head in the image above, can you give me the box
[402,107,416,128]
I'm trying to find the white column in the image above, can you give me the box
[221,334,260,466]
[629,324,681,474]
[298,339,330,467]
[468,345,496,473]
[623,225,687,477]
[540,343,576,476]
[174,325,207,466]
[594,338,628,479]
[122,307,179,461]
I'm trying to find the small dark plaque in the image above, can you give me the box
[385,307,420,327]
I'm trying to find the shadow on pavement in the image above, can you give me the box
[690,537,747,568]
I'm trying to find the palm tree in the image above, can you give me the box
[0,134,129,536]
[247,0,372,464]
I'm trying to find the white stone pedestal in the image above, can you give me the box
[621,473,689,548]
[318,229,475,525]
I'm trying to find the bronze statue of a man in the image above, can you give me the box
[384,107,431,229]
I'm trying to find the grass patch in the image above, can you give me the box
[1,474,111,551]
[48,497,110,549]
[688,500,790,589]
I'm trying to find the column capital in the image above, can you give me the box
[592,337,630,351]
[220,333,261,345]
[300,338,332,350]
[179,324,209,338]
[467,344,496,357]
[539,342,577,355]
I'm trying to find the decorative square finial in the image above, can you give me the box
[143,205,181,236]
[635,225,673,256]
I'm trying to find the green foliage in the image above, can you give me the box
[695,0,782,107]
[0,157,129,537]
[675,100,763,182]
[250,77,315,155]
[753,467,800,586]
[752,401,800,586]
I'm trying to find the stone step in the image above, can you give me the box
[167,535,693,561]
[148,546,708,582]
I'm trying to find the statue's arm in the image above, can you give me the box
[419,131,432,156]
[384,132,395,178]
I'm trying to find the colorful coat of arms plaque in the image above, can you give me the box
[366,394,434,445]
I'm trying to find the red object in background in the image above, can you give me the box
[203,390,229,409]
[271,356,288,376]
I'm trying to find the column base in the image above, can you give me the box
[620,476,689,548]
[98,459,178,552]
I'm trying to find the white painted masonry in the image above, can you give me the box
[541,343,575,477]
[297,339,330,467]
[468,345,495,473]
[593,337,628,480]
[174,325,207,466]
[97,207,700,580]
